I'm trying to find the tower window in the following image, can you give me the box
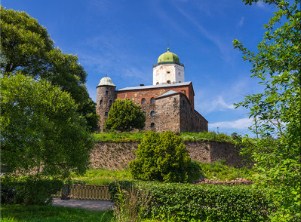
[99,99,103,105]
[156,82,159,85]
[167,80,171,84]
[167,71,170,74]
[150,123,155,128]
[105,112,108,117]
[150,110,155,117]
[150,97,155,104]
[141,98,146,104]
[109,100,112,106]
[105,90,108,95]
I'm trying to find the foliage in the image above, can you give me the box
[1,176,63,205]
[0,7,98,130]
[71,169,133,185]
[105,99,145,132]
[110,181,274,222]
[199,161,253,181]
[0,74,93,178]
[129,131,202,183]
[93,131,236,144]
[233,0,301,221]
[0,205,114,222]
[93,132,145,143]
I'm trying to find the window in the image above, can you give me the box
[141,98,146,104]
[105,112,108,117]
[156,82,159,85]
[167,71,170,74]
[150,110,155,117]
[109,100,112,106]
[167,80,171,84]
[150,123,155,128]
[99,99,103,105]
[105,90,108,95]
[150,97,155,104]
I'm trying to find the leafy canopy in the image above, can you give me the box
[129,131,201,183]
[105,99,145,132]
[0,74,93,178]
[234,0,300,221]
[0,7,98,131]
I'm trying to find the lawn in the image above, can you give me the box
[0,205,114,222]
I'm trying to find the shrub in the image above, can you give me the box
[129,131,202,183]
[1,176,63,205]
[105,99,145,132]
[140,182,274,222]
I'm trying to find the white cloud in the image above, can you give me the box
[201,96,235,113]
[256,1,266,9]
[237,17,245,28]
[210,117,253,130]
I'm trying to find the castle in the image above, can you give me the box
[96,49,208,132]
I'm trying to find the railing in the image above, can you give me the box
[54,184,111,200]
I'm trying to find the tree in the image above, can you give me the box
[0,7,98,131]
[105,99,145,131]
[0,74,93,178]
[233,1,300,221]
[129,131,201,183]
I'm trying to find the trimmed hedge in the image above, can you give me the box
[1,177,63,205]
[110,182,275,222]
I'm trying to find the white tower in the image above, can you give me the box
[153,48,184,85]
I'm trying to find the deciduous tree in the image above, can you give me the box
[0,74,93,178]
[0,7,98,131]
[234,1,300,221]
[105,99,145,131]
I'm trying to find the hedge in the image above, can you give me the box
[110,182,275,222]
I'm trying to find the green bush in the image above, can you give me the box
[129,131,202,183]
[105,99,145,132]
[1,176,63,205]
[139,182,274,222]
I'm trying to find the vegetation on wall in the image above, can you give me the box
[234,0,301,221]
[105,99,146,132]
[129,131,202,183]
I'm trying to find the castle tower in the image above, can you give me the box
[96,76,116,131]
[153,48,184,85]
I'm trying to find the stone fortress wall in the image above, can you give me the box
[90,141,242,170]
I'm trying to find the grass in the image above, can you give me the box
[199,161,253,181]
[71,169,132,185]
[0,205,114,222]
[93,131,237,144]
[70,162,253,186]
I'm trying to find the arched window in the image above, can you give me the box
[167,80,171,84]
[150,123,155,128]
[109,100,112,106]
[141,98,146,104]
[105,90,109,95]
[150,110,155,117]
[156,82,159,85]
[99,99,103,105]
[150,97,155,104]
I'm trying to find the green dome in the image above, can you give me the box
[157,48,180,64]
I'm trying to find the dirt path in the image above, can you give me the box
[52,198,114,211]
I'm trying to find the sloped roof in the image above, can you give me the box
[118,81,192,91]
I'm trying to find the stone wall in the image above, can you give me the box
[90,141,243,169]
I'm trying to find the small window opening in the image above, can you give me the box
[150,97,155,104]
[150,123,155,128]
[105,90,108,95]
[167,71,171,74]
[150,110,155,117]
[156,82,159,85]
[99,99,103,105]
[109,100,112,106]
[141,98,146,104]
[105,112,108,117]
[167,80,171,84]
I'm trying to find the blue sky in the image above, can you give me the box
[2,0,277,135]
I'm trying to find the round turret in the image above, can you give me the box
[96,76,116,131]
